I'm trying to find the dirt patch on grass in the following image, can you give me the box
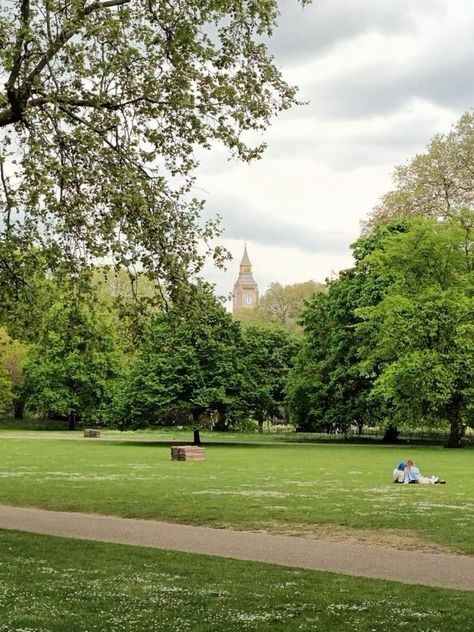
[254,523,455,554]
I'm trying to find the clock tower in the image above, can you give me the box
[233,244,259,315]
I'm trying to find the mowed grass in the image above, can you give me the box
[0,530,472,632]
[0,437,472,554]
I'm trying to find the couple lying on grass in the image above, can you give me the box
[392,459,446,484]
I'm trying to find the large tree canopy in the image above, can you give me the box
[117,287,250,442]
[0,0,304,298]
[357,214,474,448]
[287,215,474,447]
[242,323,299,428]
[285,225,400,433]
[23,294,121,427]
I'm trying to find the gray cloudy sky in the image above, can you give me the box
[198,0,474,300]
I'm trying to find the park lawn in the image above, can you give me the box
[0,530,472,632]
[0,426,300,442]
[0,439,472,554]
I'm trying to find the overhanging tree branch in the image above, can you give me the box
[0,0,302,303]
[58,103,155,180]
[0,0,132,127]
[27,93,166,112]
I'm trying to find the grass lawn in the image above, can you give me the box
[0,437,472,554]
[0,425,308,442]
[0,530,472,632]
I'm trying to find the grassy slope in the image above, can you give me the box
[0,438,472,554]
[0,530,472,632]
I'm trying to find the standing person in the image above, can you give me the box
[404,460,445,484]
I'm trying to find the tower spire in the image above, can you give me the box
[233,243,259,315]
[240,243,251,267]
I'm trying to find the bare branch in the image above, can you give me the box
[27,93,166,112]
[99,0,131,8]
[0,162,14,232]
[6,0,30,92]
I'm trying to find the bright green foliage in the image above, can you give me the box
[0,0,304,299]
[0,326,28,417]
[0,243,59,342]
[117,289,250,431]
[242,324,299,426]
[287,215,474,444]
[0,327,13,413]
[23,298,121,426]
[357,214,474,447]
[91,266,160,310]
[286,224,406,433]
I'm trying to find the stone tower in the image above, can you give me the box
[233,244,259,314]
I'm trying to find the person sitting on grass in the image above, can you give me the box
[392,460,406,483]
[404,459,446,484]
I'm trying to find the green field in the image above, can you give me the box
[0,435,472,554]
[0,529,472,632]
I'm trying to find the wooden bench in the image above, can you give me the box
[171,445,205,461]
[83,428,101,438]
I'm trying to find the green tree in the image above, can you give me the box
[286,224,405,434]
[0,243,59,342]
[23,296,121,428]
[286,278,377,434]
[235,280,325,331]
[118,288,250,443]
[0,327,14,414]
[0,327,28,418]
[357,214,474,447]
[258,281,326,331]
[91,265,163,349]
[242,324,299,430]
[1,0,305,299]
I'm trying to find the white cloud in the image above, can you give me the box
[267,0,446,63]
[197,0,474,299]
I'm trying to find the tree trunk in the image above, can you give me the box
[382,424,399,443]
[13,399,25,419]
[68,410,76,431]
[192,410,201,445]
[446,396,463,448]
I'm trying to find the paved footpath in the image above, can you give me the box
[0,504,473,591]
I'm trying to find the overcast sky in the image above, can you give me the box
[197,0,474,301]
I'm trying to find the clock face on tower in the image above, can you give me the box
[244,295,253,305]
